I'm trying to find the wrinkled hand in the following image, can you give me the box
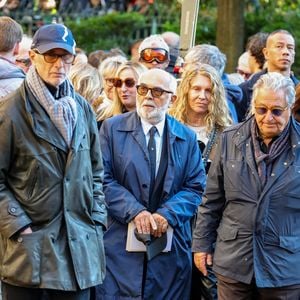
[20,227,33,235]
[134,210,157,234]
[194,252,213,276]
[151,213,168,237]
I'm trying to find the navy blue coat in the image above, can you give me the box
[193,116,300,287]
[97,112,206,299]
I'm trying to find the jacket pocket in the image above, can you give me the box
[2,231,42,285]
[279,236,300,253]
[217,225,238,241]
[223,160,243,192]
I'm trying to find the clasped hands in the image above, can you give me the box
[134,210,168,238]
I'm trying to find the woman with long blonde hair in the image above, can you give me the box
[170,63,232,300]
[170,63,232,169]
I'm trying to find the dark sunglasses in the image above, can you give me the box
[113,78,136,88]
[255,105,288,117]
[140,48,169,63]
[33,49,75,64]
[136,85,173,97]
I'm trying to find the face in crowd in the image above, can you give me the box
[263,31,295,74]
[254,87,290,143]
[29,48,75,87]
[139,47,170,70]
[114,68,137,112]
[188,73,212,117]
[136,69,176,124]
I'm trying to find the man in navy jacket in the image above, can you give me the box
[97,68,206,299]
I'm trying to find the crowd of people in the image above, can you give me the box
[0,14,300,300]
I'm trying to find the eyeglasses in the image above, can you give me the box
[136,85,173,97]
[140,48,169,63]
[16,58,31,67]
[105,78,115,87]
[254,105,289,117]
[113,78,136,88]
[33,50,75,64]
[236,68,252,80]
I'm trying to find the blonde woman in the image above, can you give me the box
[68,62,102,106]
[97,61,147,124]
[93,55,128,115]
[170,63,232,171]
[170,63,232,300]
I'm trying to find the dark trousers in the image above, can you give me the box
[1,282,91,300]
[217,273,300,300]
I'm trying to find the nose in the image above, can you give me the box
[145,88,153,98]
[198,89,207,100]
[53,57,64,67]
[120,83,127,91]
[264,109,275,120]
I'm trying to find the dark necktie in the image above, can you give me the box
[148,126,157,196]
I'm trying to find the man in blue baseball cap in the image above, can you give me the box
[0,23,107,300]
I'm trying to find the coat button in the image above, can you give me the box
[100,204,105,209]
[17,237,23,243]
[142,184,147,188]
[10,207,17,213]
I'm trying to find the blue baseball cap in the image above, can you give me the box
[31,23,76,55]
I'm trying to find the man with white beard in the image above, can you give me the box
[97,68,206,299]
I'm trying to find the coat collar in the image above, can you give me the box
[115,111,187,141]
[22,83,87,153]
[232,115,300,152]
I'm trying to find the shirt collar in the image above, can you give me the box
[140,117,165,137]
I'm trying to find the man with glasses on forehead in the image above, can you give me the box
[193,72,300,299]
[0,23,107,300]
[97,68,206,299]
[138,34,170,70]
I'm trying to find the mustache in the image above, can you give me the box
[142,100,157,108]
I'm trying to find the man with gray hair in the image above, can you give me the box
[193,72,300,299]
[0,23,107,300]
[184,44,243,123]
[0,16,25,99]
[97,68,206,299]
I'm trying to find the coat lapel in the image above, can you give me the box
[23,86,69,152]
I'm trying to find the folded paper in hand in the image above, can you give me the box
[126,221,173,252]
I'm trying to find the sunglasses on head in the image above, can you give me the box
[255,105,288,117]
[136,85,173,97]
[113,78,136,88]
[140,48,169,63]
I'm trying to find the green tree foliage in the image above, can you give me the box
[65,0,300,74]
[65,13,146,54]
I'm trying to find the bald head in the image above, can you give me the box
[139,68,177,93]
[137,69,177,124]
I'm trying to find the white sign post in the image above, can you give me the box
[179,0,200,58]
[0,0,7,8]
